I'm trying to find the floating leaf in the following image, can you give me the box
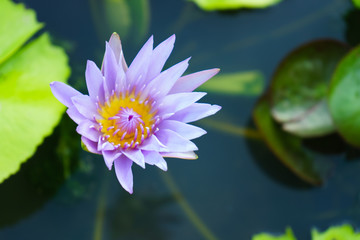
[0,0,69,183]
[0,0,42,64]
[282,100,335,138]
[328,45,360,147]
[353,0,360,8]
[270,40,349,137]
[253,96,332,185]
[311,224,360,240]
[191,0,283,11]
[252,227,297,240]
[198,71,264,96]
[252,225,360,240]
[0,34,70,183]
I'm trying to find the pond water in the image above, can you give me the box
[1,0,360,239]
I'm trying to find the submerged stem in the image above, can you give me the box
[160,172,218,240]
[93,172,109,240]
[199,118,262,140]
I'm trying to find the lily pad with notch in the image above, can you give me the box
[270,40,349,138]
[253,96,333,185]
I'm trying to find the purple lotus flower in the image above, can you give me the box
[50,33,221,194]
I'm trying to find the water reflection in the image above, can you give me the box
[107,194,176,240]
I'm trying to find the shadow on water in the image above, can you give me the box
[246,113,360,190]
[107,194,177,240]
[245,119,313,189]
[302,133,346,155]
[0,116,80,228]
[344,9,360,47]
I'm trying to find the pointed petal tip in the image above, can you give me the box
[212,68,220,74]
[145,35,154,45]
[213,104,222,112]
[159,165,168,172]
[111,32,119,38]
[166,34,176,44]
[86,59,96,69]
[109,32,120,45]
[207,104,222,116]
[50,81,82,107]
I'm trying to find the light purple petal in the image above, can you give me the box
[122,149,146,169]
[169,103,221,123]
[142,57,190,99]
[169,68,220,94]
[81,136,101,154]
[126,36,153,85]
[143,151,168,171]
[50,81,82,107]
[76,119,100,142]
[114,155,134,194]
[71,95,100,120]
[109,32,128,71]
[85,60,104,100]
[155,129,198,153]
[115,70,126,96]
[66,107,85,124]
[158,120,206,140]
[146,34,175,81]
[103,150,121,170]
[97,137,115,152]
[139,135,166,151]
[157,92,207,116]
[102,42,118,95]
[160,151,198,160]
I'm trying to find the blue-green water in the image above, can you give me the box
[1,0,360,239]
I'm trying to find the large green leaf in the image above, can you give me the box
[270,40,349,137]
[191,0,282,11]
[0,0,42,64]
[198,71,264,96]
[0,33,70,183]
[328,45,360,147]
[253,96,332,185]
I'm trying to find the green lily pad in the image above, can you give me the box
[191,0,282,11]
[311,224,360,240]
[282,100,335,138]
[253,96,332,185]
[0,34,70,183]
[270,40,349,137]
[252,227,297,240]
[353,0,360,8]
[198,71,264,96]
[0,0,43,64]
[0,0,70,184]
[328,45,360,147]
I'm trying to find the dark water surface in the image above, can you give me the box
[1,0,360,239]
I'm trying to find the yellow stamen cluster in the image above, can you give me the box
[97,91,157,149]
